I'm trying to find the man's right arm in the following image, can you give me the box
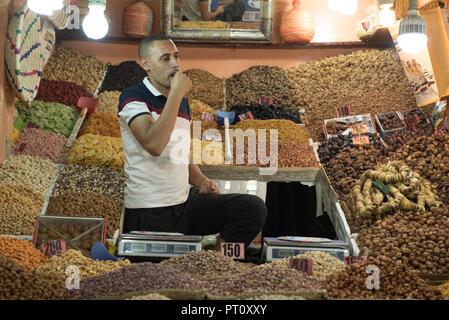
[128,72,192,157]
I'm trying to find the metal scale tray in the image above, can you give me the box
[117,232,203,258]
[263,237,350,262]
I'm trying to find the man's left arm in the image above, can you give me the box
[189,162,219,194]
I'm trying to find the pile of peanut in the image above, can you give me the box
[267,251,345,282]
[97,91,121,114]
[37,249,131,279]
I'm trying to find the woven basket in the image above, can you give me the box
[5,4,42,103]
[123,1,154,38]
[41,18,56,68]
[48,0,70,30]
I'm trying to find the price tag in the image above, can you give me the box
[344,256,367,265]
[221,242,245,260]
[352,135,370,145]
[259,98,273,106]
[201,112,216,121]
[350,122,368,135]
[403,114,420,127]
[41,239,67,257]
[337,106,351,118]
[289,258,313,275]
[435,128,449,135]
[238,112,255,121]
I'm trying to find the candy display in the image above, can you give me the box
[11,127,69,164]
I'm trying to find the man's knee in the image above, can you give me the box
[239,194,267,226]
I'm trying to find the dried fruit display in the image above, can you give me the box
[0,236,48,271]
[99,61,147,93]
[67,262,203,300]
[161,250,248,281]
[185,69,224,110]
[268,251,345,282]
[15,100,79,138]
[11,127,69,164]
[35,79,91,107]
[189,98,217,120]
[357,206,449,274]
[37,250,130,279]
[97,91,121,114]
[46,191,123,239]
[286,49,417,141]
[231,104,302,124]
[325,255,443,300]
[52,163,126,202]
[0,256,67,300]
[393,134,449,206]
[226,66,296,111]
[318,133,383,165]
[0,155,59,196]
[78,112,121,138]
[347,161,441,228]
[204,265,322,297]
[42,47,106,95]
[66,134,125,171]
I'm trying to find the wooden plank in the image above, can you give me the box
[198,165,319,182]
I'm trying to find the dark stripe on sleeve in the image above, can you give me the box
[128,112,151,127]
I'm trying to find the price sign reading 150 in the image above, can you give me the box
[221,243,245,260]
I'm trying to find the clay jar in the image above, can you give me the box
[280,0,315,43]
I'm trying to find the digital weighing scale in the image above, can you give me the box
[263,237,350,262]
[117,232,203,259]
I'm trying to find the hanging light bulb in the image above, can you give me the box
[82,0,109,40]
[398,0,427,54]
[379,0,396,27]
[339,0,358,15]
[328,0,339,11]
[28,0,63,16]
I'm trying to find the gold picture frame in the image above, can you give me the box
[161,0,273,43]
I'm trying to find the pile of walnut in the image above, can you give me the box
[325,255,443,300]
[348,161,441,228]
[357,206,449,274]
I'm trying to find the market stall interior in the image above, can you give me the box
[1,0,449,300]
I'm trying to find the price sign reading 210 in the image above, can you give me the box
[221,243,245,260]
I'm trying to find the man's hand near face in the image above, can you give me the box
[170,70,192,97]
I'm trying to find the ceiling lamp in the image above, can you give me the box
[27,0,63,16]
[339,0,358,15]
[82,0,109,40]
[397,0,428,54]
[379,0,396,27]
[328,0,339,11]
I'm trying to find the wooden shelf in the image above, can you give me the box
[55,29,394,49]
[197,165,319,182]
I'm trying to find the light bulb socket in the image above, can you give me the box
[399,10,427,36]
[408,0,418,11]
[379,0,394,7]
[88,0,106,7]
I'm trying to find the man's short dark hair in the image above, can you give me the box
[139,34,171,59]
